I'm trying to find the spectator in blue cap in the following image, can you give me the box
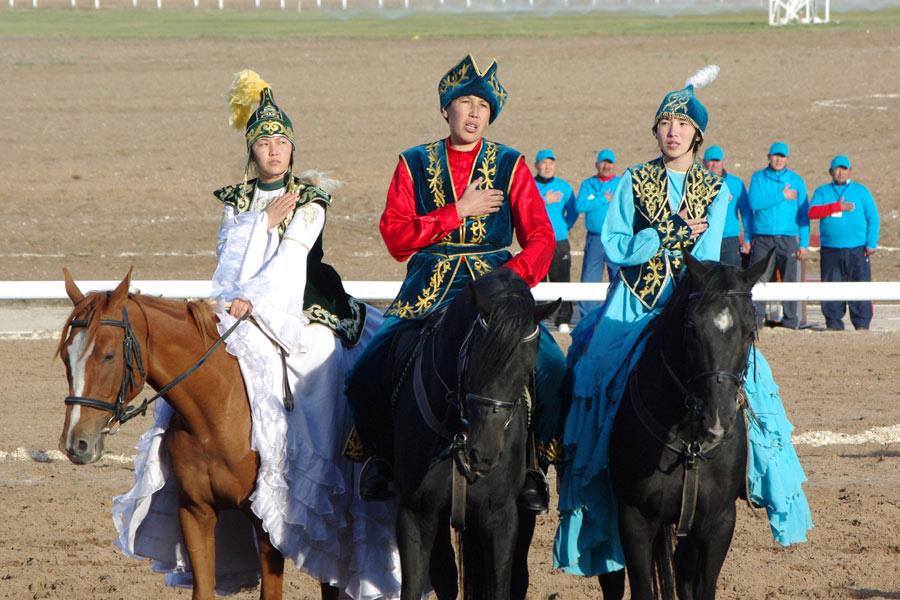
[748,141,810,329]
[808,155,880,330]
[534,148,578,332]
[574,149,621,319]
[703,145,753,268]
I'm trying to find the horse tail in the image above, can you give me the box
[651,525,677,600]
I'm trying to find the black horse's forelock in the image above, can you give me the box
[465,273,536,387]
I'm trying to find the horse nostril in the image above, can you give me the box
[76,439,89,454]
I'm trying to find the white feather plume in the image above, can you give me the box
[684,65,719,89]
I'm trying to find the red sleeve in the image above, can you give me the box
[379,159,462,262]
[502,156,555,287]
[808,201,843,220]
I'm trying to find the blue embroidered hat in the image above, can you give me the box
[439,54,508,124]
[654,65,719,136]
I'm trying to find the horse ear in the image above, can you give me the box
[62,268,84,304]
[683,251,708,280]
[534,299,562,323]
[471,281,494,316]
[743,249,774,288]
[109,267,134,308]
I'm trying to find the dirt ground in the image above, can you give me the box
[2,27,900,600]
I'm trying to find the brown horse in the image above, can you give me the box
[57,268,338,600]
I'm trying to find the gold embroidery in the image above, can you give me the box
[486,69,508,110]
[387,258,454,319]
[537,438,563,464]
[245,121,294,144]
[342,426,368,462]
[468,217,487,244]
[438,61,472,96]
[477,140,498,190]
[470,255,491,277]
[304,298,364,344]
[659,89,691,117]
[426,141,447,209]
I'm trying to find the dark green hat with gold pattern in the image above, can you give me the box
[227,70,295,149]
[654,65,719,136]
[439,54,508,124]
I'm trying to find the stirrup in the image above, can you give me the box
[358,456,395,501]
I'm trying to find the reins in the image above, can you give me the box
[627,286,755,536]
[65,304,248,433]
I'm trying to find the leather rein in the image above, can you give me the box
[628,288,754,536]
[64,304,247,434]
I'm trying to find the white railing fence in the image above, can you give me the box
[3,280,900,302]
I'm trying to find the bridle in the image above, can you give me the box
[413,312,538,444]
[64,303,245,434]
[660,289,754,419]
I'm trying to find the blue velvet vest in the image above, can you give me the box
[385,139,522,320]
[621,158,722,310]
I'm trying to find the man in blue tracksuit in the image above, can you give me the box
[703,145,753,268]
[808,155,880,330]
[534,148,578,332]
[574,149,620,319]
[748,142,809,329]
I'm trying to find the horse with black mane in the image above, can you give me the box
[600,253,772,600]
[385,267,558,600]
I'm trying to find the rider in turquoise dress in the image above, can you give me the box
[553,67,813,578]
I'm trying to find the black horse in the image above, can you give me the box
[604,252,773,600]
[391,268,559,600]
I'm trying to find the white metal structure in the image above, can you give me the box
[3,280,900,302]
[769,0,829,25]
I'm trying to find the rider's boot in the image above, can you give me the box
[519,468,550,515]
[358,455,395,501]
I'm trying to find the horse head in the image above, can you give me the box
[57,268,147,464]
[456,268,560,474]
[671,251,774,443]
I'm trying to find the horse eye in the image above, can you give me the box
[103,351,115,362]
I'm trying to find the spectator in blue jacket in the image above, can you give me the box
[703,145,753,268]
[534,148,578,332]
[574,149,621,319]
[808,155,880,330]
[748,142,810,329]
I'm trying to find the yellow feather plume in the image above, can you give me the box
[227,69,269,131]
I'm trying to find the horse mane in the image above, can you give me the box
[56,292,221,360]
[465,271,535,386]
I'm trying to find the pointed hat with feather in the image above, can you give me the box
[654,65,719,135]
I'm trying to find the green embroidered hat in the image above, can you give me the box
[439,54,508,124]
[654,65,719,136]
[227,70,295,149]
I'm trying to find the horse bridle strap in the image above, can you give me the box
[65,307,248,431]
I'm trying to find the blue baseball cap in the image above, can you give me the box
[596,149,616,163]
[830,155,851,169]
[769,142,789,157]
[536,149,555,162]
[703,145,724,161]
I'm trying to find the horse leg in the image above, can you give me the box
[250,518,285,600]
[617,504,656,600]
[429,517,458,600]
[482,501,518,600]
[397,504,439,600]
[509,506,535,600]
[178,502,218,600]
[690,504,738,600]
[320,583,340,600]
[597,570,626,600]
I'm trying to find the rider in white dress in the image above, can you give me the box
[111,71,402,599]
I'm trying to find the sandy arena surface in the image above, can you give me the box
[2,27,900,600]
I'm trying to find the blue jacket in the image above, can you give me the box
[722,171,753,242]
[809,180,880,249]
[575,175,621,234]
[536,176,578,241]
[748,166,810,247]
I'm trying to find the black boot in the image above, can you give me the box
[358,456,395,501]
[519,468,550,515]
